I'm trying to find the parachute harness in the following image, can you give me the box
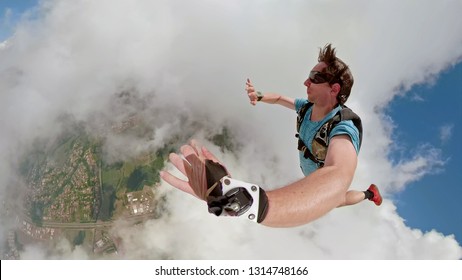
[296,102,363,167]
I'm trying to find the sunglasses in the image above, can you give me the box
[308,71,334,84]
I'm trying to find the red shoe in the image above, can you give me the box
[367,184,382,206]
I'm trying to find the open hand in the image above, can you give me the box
[160,140,229,200]
[246,78,259,106]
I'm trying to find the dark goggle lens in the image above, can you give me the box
[309,71,331,84]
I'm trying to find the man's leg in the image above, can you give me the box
[337,184,382,207]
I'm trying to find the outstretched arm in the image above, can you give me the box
[160,136,357,228]
[246,78,295,110]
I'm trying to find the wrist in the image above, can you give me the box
[256,91,264,101]
[207,176,269,223]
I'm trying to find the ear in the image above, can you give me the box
[331,83,341,95]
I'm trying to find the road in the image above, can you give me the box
[19,212,157,230]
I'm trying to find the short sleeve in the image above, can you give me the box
[294,98,309,113]
[329,120,361,154]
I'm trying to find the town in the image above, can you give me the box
[2,132,162,259]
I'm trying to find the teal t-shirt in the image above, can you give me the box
[294,98,361,176]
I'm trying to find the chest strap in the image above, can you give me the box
[297,137,324,167]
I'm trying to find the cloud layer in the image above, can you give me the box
[1,0,461,259]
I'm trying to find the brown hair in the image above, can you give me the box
[318,44,354,105]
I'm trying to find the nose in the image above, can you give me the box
[304,78,311,87]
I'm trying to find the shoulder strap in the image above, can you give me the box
[296,102,313,134]
[329,106,363,148]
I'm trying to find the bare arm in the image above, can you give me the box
[246,78,295,110]
[262,135,357,227]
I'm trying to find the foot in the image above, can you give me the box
[367,184,382,206]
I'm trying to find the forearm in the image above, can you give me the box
[259,93,295,110]
[262,165,352,227]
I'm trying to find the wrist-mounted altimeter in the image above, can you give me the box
[183,155,269,223]
[208,176,268,223]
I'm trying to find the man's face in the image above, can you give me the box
[304,62,333,103]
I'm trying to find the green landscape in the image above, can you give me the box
[2,119,236,259]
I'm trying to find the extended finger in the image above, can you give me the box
[202,146,231,176]
[160,170,199,199]
[189,139,205,159]
[169,152,188,175]
[180,144,200,159]
[246,79,254,91]
[201,146,220,163]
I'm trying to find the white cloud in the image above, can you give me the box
[1,0,462,259]
[440,124,454,143]
[0,41,7,50]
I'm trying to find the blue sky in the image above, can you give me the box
[389,63,462,244]
[0,0,37,39]
[1,0,460,259]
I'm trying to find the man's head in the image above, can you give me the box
[317,44,354,105]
